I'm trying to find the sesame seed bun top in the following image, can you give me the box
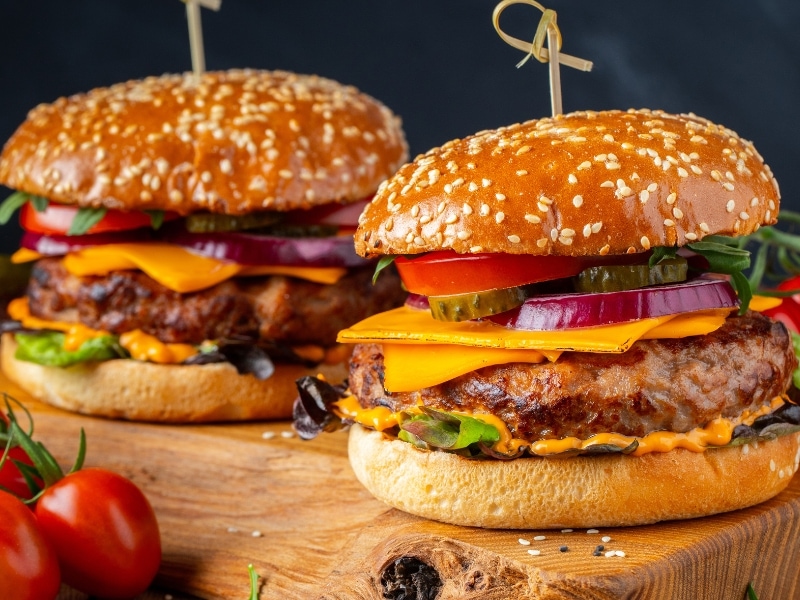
[355,109,780,258]
[0,69,408,215]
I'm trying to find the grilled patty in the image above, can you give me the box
[26,257,405,346]
[349,312,797,439]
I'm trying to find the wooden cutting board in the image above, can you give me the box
[2,369,798,600]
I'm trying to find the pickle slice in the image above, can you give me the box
[429,286,529,322]
[575,257,688,293]
[184,211,283,233]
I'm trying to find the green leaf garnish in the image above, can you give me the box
[14,331,126,367]
[67,206,108,236]
[29,195,49,212]
[746,582,759,600]
[145,210,167,230]
[372,255,397,285]
[0,192,32,225]
[399,407,500,450]
[247,563,259,600]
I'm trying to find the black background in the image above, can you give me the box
[1,0,798,253]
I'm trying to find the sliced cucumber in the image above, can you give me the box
[575,257,688,293]
[429,286,529,322]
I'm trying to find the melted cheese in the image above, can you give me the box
[8,297,196,365]
[7,297,111,350]
[60,243,347,292]
[119,330,198,364]
[335,393,787,456]
[343,306,732,391]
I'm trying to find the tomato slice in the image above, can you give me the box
[20,202,178,235]
[284,198,370,228]
[763,275,800,333]
[395,251,594,296]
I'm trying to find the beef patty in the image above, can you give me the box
[349,311,797,439]
[26,257,405,346]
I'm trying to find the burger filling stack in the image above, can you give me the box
[0,69,408,422]
[295,109,800,529]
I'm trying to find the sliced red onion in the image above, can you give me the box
[404,293,430,310]
[487,277,739,330]
[21,230,153,255]
[161,229,366,267]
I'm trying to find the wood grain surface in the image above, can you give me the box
[2,368,797,600]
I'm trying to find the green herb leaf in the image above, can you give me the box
[372,255,397,285]
[648,246,677,267]
[29,195,49,212]
[0,192,32,225]
[67,207,108,236]
[400,407,500,450]
[792,332,800,390]
[685,239,751,274]
[746,582,759,600]
[247,564,260,600]
[145,210,166,230]
[14,332,126,367]
[730,270,753,313]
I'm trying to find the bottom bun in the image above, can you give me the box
[1,333,347,422]
[348,424,800,529]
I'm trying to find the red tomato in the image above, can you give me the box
[763,275,800,333]
[0,445,41,500]
[0,491,61,600]
[395,251,594,296]
[284,198,369,228]
[35,468,162,598]
[20,202,178,235]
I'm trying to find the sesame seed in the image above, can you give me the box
[667,192,677,205]
[601,536,612,543]
[583,224,592,237]
[444,183,453,194]
[750,197,759,207]
[527,549,541,556]
[577,161,591,170]
[605,162,621,170]
[711,170,723,181]
[573,195,584,208]
[600,181,614,188]
[677,167,688,178]
[641,236,651,250]
[647,183,658,192]
[518,538,531,546]
[457,231,470,240]
[524,214,541,224]
[603,134,614,143]
[664,219,676,227]
[281,430,294,439]
[480,203,490,216]
[252,531,263,538]
[586,529,599,534]
[445,214,458,224]
[723,182,735,192]
[508,235,521,243]
[591,222,603,234]
[278,169,293,179]
[673,207,684,219]
[496,212,505,224]
[685,232,698,240]
[691,165,703,175]
[533,535,546,541]
[537,238,548,248]
[568,174,578,184]
[482,178,492,187]
[639,190,650,203]
[726,199,735,212]
[516,169,528,176]
[411,205,420,218]
[496,193,506,201]
[739,212,750,220]
[462,203,473,216]
[615,551,626,557]
[261,431,276,440]
[605,551,616,558]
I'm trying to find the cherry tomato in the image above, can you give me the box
[394,251,594,296]
[763,275,800,333]
[0,490,61,600]
[20,202,178,235]
[35,468,162,598]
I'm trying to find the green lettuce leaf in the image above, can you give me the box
[14,332,126,367]
[399,407,500,450]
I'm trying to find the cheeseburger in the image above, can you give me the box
[0,69,408,422]
[295,108,800,528]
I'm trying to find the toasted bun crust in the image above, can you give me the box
[356,109,780,258]
[1,333,346,422]
[348,424,800,528]
[0,69,408,215]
